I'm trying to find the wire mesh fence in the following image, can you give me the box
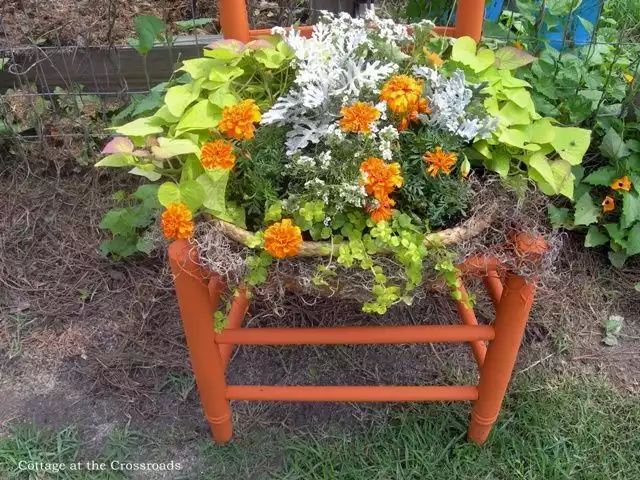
[0,0,638,168]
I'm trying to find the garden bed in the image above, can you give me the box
[0,0,310,48]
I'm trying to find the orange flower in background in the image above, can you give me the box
[200,140,236,169]
[513,40,524,50]
[360,157,403,200]
[423,48,443,67]
[218,99,261,140]
[369,196,395,223]
[339,101,381,134]
[423,147,458,176]
[264,219,303,259]
[380,75,423,115]
[611,175,632,191]
[161,202,194,240]
[602,196,615,212]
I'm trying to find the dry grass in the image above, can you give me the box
[0,0,311,48]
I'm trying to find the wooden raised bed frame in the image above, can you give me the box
[169,0,542,446]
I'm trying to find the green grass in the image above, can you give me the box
[605,0,640,37]
[277,375,640,480]
[0,424,135,479]
[3,375,639,479]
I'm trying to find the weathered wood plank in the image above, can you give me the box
[0,35,222,93]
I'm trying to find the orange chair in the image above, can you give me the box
[169,0,540,445]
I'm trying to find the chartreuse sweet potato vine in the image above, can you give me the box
[96,13,584,313]
[446,37,591,199]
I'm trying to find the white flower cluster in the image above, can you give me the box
[413,66,498,141]
[263,12,400,155]
[377,125,398,160]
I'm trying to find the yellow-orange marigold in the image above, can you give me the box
[380,75,423,115]
[360,157,403,200]
[423,146,457,177]
[264,219,303,259]
[611,175,631,191]
[339,101,381,134]
[368,196,395,223]
[423,48,443,67]
[161,202,194,240]
[602,195,615,212]
[624,73,634,84]
[200,140,236,169]
[218,99,261,140]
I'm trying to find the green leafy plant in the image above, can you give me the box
[550,126,640,266]
[447,36,591,198]
[99,185,161,258]
[175,18,213,31]
[127,15,170,56]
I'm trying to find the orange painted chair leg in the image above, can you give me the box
[455,282,487,368]
[220,287,250,370]
[455,0,485,41]
[219,0,250,42]
[169,240,233,444]
[468,272,537,444]
[483,270,504,311]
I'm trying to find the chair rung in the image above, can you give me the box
[226,385,478,402]
[216,325,494,345]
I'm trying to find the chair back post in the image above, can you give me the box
[455,0,485,41]
[219,0,251,42]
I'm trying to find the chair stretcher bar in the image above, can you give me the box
[216,325,495,345]
[226,385,479,402]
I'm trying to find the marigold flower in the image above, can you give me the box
[339,101,381,134]
[380,75,424,115]
[161,202,194,240]
[623,73,634,83]
[368,196,395,223]
[200,140,236,169]
[360,157,403,200]
[423,48,443,67]
[602,195,615,212]
[218,99,261,140]
[513,40,524,50]
[264,219,303,259]
[611,175,631,191]
[423,147,457,177]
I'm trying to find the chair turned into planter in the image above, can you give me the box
[168,230,545,446]
[167,0,543,445]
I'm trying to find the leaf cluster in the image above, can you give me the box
[99,185,161,258]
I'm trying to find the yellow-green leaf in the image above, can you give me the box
[550,127,592,165]
[176,100,222,134]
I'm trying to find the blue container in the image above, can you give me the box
[483,0,602,49]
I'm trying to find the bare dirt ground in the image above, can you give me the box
[0,153,639,476]
[0,0,310,48]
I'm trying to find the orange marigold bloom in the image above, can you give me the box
[380,75,424,115]
[200,139,236,169]
[368,196,395,223]
[611,175,632,192]
[161,202,194,240]
[602,195,615,212]
[513,40,524,50]
[264,219,303,259]
[218,99,261,140]
[423,147,458,177]
[339,101,381,134]
[360,157,403,200]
